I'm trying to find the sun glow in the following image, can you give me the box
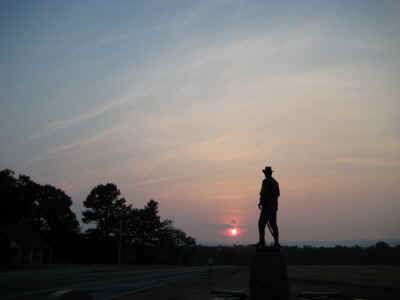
[231,228,238,236]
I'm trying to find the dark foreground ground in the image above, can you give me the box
[121,265,400,300]
[1,265,399,300]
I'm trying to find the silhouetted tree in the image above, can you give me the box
[0,169,79,235]
[82,183,129,239]
[1,169,80,263]
[0,169,20,227]
[2,170,199,265]
[375,241,390,249]
[131,199,171,246]
[167,228,196,247]
[0,170,40,226]
[121,199,199,264]
[35,184,79,235]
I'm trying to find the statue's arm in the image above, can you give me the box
[258,180,267,209]
[277,182,280,197]
[260,179,267,197]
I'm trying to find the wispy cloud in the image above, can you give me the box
[52,97,129,130]
[335,157,400,168]
[129,175,192,189]
[29,97,129,140]
[25,120,131,165]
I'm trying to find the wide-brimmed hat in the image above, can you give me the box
[262,166,273,174]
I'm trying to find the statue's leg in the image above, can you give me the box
[270,210,279,246]
[258,209,267,245]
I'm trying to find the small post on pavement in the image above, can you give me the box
[118,212,123,265]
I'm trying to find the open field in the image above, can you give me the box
[288,265,400,300]
[1,265,399,300]
[288,265,400,289]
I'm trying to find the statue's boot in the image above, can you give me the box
[273,228,280,248]
[256,241,266,248]
[273,242,281,249]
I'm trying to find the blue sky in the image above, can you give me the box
[1,1,399,244]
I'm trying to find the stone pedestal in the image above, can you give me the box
[249,249,290,300]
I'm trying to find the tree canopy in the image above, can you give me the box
[82,183,129,239]
[82,184,196,250]
[1,169,196,265]
[0,169,79,236]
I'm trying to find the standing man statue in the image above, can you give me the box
[257,166,280,249]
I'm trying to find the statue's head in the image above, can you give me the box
[262,166,273,176]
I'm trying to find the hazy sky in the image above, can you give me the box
[1,1,399,245]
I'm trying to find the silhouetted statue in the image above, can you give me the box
[252,169,288,299]
[257,166,280,248]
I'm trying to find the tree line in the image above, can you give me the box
[0,169,195,265]
[193,242,400,266]
[2,168,399,266]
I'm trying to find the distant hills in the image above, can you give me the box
[202,238,400,248]
[283,238,400,248]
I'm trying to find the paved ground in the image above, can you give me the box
[1,265,399,300]
[118,267,247,300]
[0,265,239,300]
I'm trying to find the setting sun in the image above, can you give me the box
[231,228,238,236]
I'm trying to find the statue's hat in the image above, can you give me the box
[262,166,273,174]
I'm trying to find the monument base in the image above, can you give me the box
[249,249,290,300]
